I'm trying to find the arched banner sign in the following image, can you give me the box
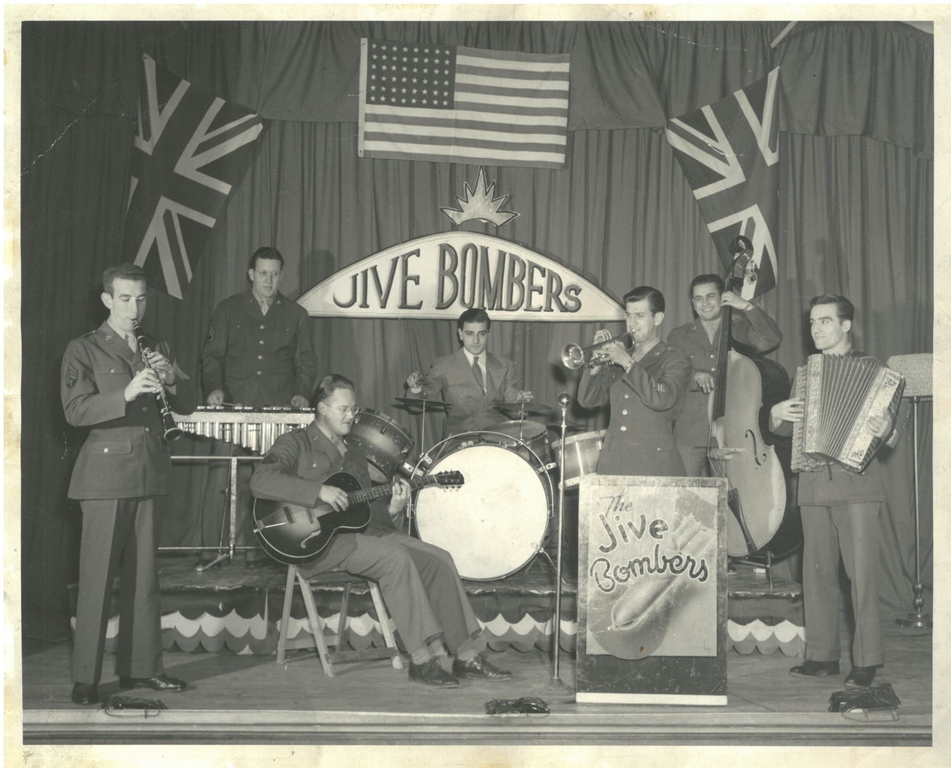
[298,232,625,321]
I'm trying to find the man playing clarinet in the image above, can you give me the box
[61,263,196,704]
[770,295,898,688]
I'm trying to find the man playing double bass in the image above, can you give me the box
[666,273,783,477]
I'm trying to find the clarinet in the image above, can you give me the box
[131,320,184,442]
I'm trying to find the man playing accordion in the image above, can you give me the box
[769,294,899,689]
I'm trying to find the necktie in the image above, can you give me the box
[472,355,485,393]
[126,334,138,353]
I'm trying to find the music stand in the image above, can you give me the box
[886,353,932,630]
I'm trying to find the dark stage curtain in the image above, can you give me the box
[20,21,933,641]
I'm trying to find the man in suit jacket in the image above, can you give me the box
[666,273,783,476]
[769,295,897,689]
[579,286,691,477]
[61,263,196,705]
[250,374,512,687]
[405,308,531,437]
[199,247,320,564]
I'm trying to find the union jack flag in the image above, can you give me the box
[665,68,781,299]
[122,55,264,299]
[358,39,570,169]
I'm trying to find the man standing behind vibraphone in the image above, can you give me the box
[198,246,320,565]
[769,295,898,689]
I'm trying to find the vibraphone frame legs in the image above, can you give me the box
[194,455,241,572]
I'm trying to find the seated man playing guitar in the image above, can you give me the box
[249,374,512,687]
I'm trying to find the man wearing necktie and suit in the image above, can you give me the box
[406,309,532,438]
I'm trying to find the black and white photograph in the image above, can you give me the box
[5,4,945,766]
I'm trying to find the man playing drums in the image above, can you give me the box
[405,308,532,438]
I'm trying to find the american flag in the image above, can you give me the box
[358,39,570,170]
[665,68,781,299]
[123,55,264,299]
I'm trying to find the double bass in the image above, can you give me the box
[707,236,800,558]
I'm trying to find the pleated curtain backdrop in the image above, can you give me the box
[19,20,933,641]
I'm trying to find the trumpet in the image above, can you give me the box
[131,320,184,442]
[560,331,634,370]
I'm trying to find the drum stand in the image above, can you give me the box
[551,393,571,681]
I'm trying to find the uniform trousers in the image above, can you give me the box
[73,498,164,684]
[801,502,883,668]
[677,444,710,478]
[302,531,483,655]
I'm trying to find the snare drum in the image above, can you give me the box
[551,430,605,488]
[348,408,415,476]
[412,434,552,580]
[485,420,552,464]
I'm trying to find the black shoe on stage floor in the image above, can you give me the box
[408,658,459,688]
[789,660,840,677]
[844,666,877,688]
[71,682,99,705]
[452,653,514,681]
[118,674,187,692]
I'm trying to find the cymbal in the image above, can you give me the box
[493,401,554,417]
[394,396,451,410]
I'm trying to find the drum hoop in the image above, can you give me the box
[416,430,552,485]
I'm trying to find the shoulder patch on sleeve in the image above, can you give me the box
[206,326,215,342]
[65,363,78,388]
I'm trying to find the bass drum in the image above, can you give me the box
[412,433,552,580]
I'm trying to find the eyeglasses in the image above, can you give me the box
[335,405,360,415]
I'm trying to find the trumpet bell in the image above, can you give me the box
[561,343,587,370]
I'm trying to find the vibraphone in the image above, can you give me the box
[172,406,315,453]
[165,406,315,568]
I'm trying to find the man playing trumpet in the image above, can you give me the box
[578,286,691,477]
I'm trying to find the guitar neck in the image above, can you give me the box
[345,475,438,506]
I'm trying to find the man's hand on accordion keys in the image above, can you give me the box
[867,414,893,439]
[771,398,804,425]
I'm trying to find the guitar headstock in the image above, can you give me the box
[433,470,464,488]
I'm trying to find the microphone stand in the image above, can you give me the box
[552,392,570,681]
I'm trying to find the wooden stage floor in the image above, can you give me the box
[20,605,933,747]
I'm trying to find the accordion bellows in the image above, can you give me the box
[791,355,905,474]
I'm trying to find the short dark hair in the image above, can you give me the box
[810,294,854,323]
[248,246,285,271]
[102,263,148,295]
[622,286,665,314]
[314,374,355,406]
[457,308,491,330]
[689,274,724,297]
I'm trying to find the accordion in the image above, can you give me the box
[791,354,904,474]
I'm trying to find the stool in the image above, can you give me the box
[276,566,404,677]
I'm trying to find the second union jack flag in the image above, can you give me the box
[665,68,781,299]
[123,55,264,299]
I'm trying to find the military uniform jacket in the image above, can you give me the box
[249,421,396,568]
[666,305,783,447]
[418,349,520,436]
[61,322,196,500]
[578,341,691,477]
[201,290,319,407]
[771,350,898,507]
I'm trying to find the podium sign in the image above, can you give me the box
[576,475,728,705]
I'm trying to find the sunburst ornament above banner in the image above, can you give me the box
[441,168,519,228]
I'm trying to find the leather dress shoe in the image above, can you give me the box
[71,682,100,705]
[119,673,187,692]
[452,653,513,682]
[845,665,877,688]
[789,660,840,677]
[408,658,459,688]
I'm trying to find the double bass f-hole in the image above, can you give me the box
[744,429,768,466]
